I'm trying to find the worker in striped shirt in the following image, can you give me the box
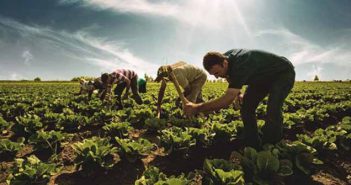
[155,61,207,116]
[100,69,143,107]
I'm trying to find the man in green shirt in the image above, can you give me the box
[184,49,295,149]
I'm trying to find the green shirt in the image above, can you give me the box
[225,49,294,89]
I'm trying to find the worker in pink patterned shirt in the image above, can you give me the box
[100,69,143,108]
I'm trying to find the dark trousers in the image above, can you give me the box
[114,76,142,105]
[241,69,295,149]
[139,83,146,93]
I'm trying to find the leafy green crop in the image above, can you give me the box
[115,137,156,162]
[0,115,13,135]
[28,130,66,153]
[203,158,245,185]
[231,147,293,185]
[298,116,351,152]
[135,166,190,185]
[211,121,240,143]
[273,141,323,175]
[0,138,24,158]
[187,127,213,147]
[73,137,120,175]
[13,114,43,136]
[144,118,167,133]
[103,121,132,138]
[57,114,90,132]
[7,155,58,185]
[1,81,351,185]
[159,127,196,155]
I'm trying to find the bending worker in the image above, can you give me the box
[100,69,143,107]
[183,49,295,149]
[155,61,207,115]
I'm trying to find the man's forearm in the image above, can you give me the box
[157,81,166,106]
[197,91,237,113]
[157,89,165,106]
[100,88,110,101]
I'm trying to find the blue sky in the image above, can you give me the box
[0,0,350,80]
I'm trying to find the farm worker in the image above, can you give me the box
[183,49,295,149]
[155,61,207,115]
[100,69,143,107]
[75,77,105,99]
[138,78,147,93]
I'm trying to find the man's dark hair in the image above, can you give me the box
[93,78,104,90]
[101,73,109,83]
[203,52,226,71]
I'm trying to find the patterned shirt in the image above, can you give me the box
[110,69,137,84]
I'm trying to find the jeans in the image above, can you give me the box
[138,83,146,93]
[240,68,295,149]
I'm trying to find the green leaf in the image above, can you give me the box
[277,159,293,176]
[244,147,257,161]
[256,151,280,174]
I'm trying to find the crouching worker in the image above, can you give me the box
[100,69,143,108]
[75,78,104,99]
[155,61,207,116]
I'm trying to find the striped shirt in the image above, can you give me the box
[110,69,137,84]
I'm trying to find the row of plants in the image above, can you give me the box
[0,82,350,185]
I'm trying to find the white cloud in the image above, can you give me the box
[0,16,156,76]
[60,0,179,16]
[84,57,156,76]
[306,65,323,81]
[21,50,33,65]
[10,72,25,80]
[255,28,351,67]
[59,0,253,32]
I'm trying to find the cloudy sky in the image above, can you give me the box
[0,0,350,81]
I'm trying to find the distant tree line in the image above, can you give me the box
[70,76,96,82]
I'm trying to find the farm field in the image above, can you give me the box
[0,81,350,185]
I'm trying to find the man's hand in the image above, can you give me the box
[183,102,200,117]
[156,105,162,118]
[238,93,243,104]
[233,93,243,110]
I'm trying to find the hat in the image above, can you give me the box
[155,66,169,82]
